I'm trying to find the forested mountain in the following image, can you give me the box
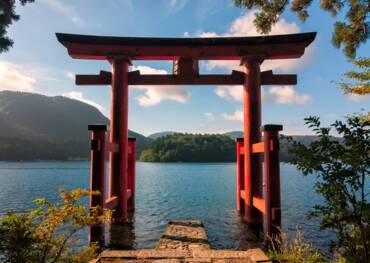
[0,91,319,162]
[140,133,235,162]
[148,131,178,139]
[139,133,319,163]
[0,91,151,161]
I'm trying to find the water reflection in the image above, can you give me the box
[107,213,136,249]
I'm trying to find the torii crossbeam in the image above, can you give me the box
[57,32,316,243]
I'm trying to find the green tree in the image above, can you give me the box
[337,58,370,95]
[233,0,369,58]
[338,58,370,96]
[0,188,111,263]
[139,133,236,162]
[336,57,370,122]
[289,116,369,262]
[0,0,35,53]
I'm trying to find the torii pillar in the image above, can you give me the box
[109,58,131,222]
[242,56,263,224]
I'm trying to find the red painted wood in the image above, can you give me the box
[263,125,282,238]
[76,71,111,85]
[106,142,119,153]
[127,139,136,212]
[242,56,263,224]
[260,70,297,85]
[240,190,246,200]
[251,142,265,153]
[236,139,245,213]
[63,42,309,61]
[56,32,316,61]
[105,196,119,210]
[109,58,130,223]
[75,70,295,86]
[252,197,266,214]
[128,72,245,85]
[88,126,107,245]
[173,57,199,75]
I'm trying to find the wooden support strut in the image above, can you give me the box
[88,124,107,245]
[263,124,282,238]
[236,138,245,213]
[127,138,136,212]
[75,70,297,86]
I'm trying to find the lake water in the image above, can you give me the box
[0,161,335,251]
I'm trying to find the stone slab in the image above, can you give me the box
[95,221,270,263]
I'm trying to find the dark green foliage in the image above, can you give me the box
[140,133,236,162]
[233,0,369,58]
[140,132,319,163]
[0,188,110,263]
[0,0,35,52]
[0,214,38,262]
[289,116,369,262]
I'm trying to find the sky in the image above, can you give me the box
[1,0,369,136]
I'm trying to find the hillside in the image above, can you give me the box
[140,133,319,163]
[148,131,178,139]
[140,133,235,162]
[0,91,319,162]
[0,91,151,161]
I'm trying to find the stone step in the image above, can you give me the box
[156,220,211,250]
[95,220,270,263]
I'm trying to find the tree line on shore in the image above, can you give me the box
[139,133,306,163]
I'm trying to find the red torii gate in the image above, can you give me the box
[57,32,315,243]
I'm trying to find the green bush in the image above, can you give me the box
[0,189,111,263]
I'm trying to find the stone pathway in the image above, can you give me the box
[93,220,270,263]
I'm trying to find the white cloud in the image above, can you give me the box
[63,91,104,113]
[66,71,74,80]
[0,61,37,92]
[131,65,191,106]
[196,11,312,73]
[215,86,243,101]
[346,93,369,102]
[266,86,312,105]
[41,0,83,26]
[204,112,215,121]
[222,109,243,122]
[168,0,188,12]
[214,85,311,105]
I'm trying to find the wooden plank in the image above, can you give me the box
[76,71,111,85]
[240,190,246,200]
[127,189,132,199]
[252,197,265,214]
[57,32,316,60]
[105,196,119,209]
[236,139,245,212]
[106,142,119,153]
[251,142,264,153]
[261,70,297,85]
[240,146,245,154]
[75,69,296,86]
[127,70,245,85]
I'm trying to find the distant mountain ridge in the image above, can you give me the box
[0,91,319,162]
[148,131,178,139]
[148,130,317,145]
[0,91,151,161]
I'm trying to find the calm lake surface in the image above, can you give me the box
[0,161,335,251]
